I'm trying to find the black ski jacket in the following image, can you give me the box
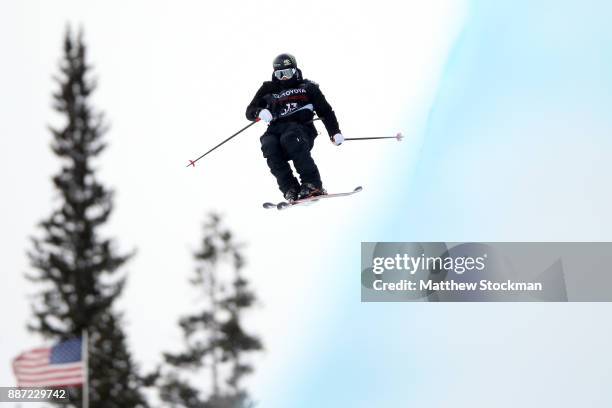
[245,70,341,139]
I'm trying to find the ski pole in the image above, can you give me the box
[311,118,401,142]
[187,119,260,167]
[344,132,404,142]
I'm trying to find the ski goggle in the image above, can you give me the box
[274,68,296,80]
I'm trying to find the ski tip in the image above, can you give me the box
[396,132,404,141]
[187,159,196,168]
[354,186,363,192]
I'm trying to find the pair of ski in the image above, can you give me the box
[263,186,363,210]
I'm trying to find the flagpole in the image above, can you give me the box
[82,329,89,408]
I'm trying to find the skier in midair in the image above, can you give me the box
[246,53,344,202]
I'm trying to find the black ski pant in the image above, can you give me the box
[260,122,322,194]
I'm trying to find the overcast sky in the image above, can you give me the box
[0,1,466,405]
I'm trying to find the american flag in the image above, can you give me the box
[12,337,85,387]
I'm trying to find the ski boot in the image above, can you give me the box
[298,183,325,200]
[283,187,299,203]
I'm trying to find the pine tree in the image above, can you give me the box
[27,27,148,408]
[157,213,262,408]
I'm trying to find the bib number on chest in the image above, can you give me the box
[280,103,299,116]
